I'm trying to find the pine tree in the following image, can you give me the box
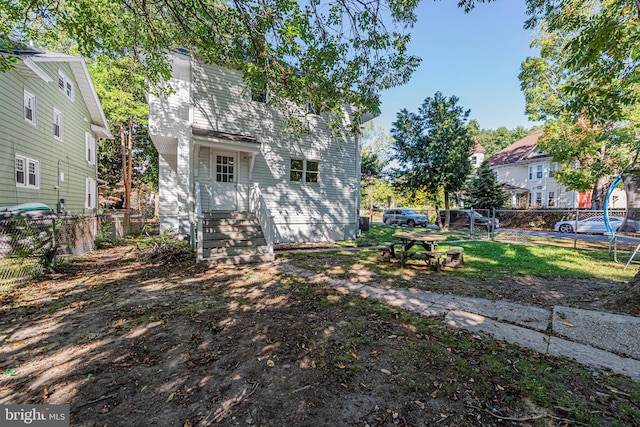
[465,161,507,210]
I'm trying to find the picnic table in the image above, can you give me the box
[392,230,448,269]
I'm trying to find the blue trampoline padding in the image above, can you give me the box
[604,176,623,243]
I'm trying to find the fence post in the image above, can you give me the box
[574,209,578,249]
[491,208,495,240]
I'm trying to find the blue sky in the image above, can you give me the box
[372,0,539,133]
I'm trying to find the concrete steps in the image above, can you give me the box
[198,211,273,265]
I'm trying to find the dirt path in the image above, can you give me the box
[1,246,638,426]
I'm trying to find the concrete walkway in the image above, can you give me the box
[275,261,640,381]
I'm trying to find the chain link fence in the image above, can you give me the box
[363,207,640,262]
[0,215,98,292]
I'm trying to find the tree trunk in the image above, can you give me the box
[590,175,614,210]
[442,191,451,231]
[621,169,640,232]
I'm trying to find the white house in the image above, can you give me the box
[147,52,370,262]
[469,141,486,170]
[488,131,626,209]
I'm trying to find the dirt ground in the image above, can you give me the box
[1,244,639,427]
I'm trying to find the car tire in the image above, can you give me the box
[407,219,416,227]
[558,224,574,233]
[385,218,393,225]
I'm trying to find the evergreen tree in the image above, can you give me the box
[465,161,507,210]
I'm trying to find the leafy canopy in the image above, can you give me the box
[1,0,422,132]
[391,91,474,208]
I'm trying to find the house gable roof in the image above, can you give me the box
[472,140,486,154]
[488,130,543,167]
[3,46,113,139]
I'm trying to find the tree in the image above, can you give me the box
[1,0,421,133]
[518,17,639,210]
[360,122,392,219]
[391,92,474,230]
[465,160,507,210]
[467,120,531,157]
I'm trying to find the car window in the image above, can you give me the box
[402,210,416,215]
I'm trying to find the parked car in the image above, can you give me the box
[439,210,499,231]
[382,209,429,227]
[553,216,628,234]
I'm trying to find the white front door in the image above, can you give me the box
[211,151,237,211]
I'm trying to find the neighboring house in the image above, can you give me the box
[148,52,372,262]
[488,131,626,209]
[0,45,112,214]
[469,141,486,169]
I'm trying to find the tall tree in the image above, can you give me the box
[391,92,474,229]
[519,16,639,210]
[465,160,508,210]
[360,122,392,219]
[1,0,421,133]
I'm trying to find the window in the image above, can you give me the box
[549,162,557,178]
[535,192,543,207]
[15,155,39,189]
[24,90,36,125]
[290,158,319,183]
[85,132,96,165]
[58,71,74,100]
[470,155,477,166]
[250,81,266,103]
[86,177,96,209]
[528,166,533,180]
[536,164,543,179]
[548,191,555,207]
[53,108,63,141]
[216,155,234,183]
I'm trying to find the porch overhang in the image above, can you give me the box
[192,127,261,179]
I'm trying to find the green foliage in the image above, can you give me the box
[9,216,60,273]
[2,0,422,133]
[391,91,474,209]
[465,160,508,210]
[131,233,194,264]
[517,2,640,205]
[467,120,531,157]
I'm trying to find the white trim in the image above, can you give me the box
[23,90,36,125]
[53,108,63,141]
[21,58,53,82]
[85,177,96,209]
[85,132,96,165]
[15,154,40,189]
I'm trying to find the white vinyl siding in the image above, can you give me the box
[15,155,39,189]
[53,108,63,141]
[161,60,361,242]
[23,90,36,125]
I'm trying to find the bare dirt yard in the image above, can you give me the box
[1,243,639,426]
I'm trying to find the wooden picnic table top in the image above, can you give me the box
[392,231,448,242]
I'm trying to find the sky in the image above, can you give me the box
[372,0,539,134]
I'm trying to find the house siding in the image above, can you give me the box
[0,61,98,213]
[150,57,360,242]
[192,62,358,242]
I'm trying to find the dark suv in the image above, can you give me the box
[439,210,499,231]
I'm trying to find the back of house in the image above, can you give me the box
[148,52,367,259]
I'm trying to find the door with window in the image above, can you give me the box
[212,151,237,210]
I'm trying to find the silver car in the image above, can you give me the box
[382,209,429,227]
